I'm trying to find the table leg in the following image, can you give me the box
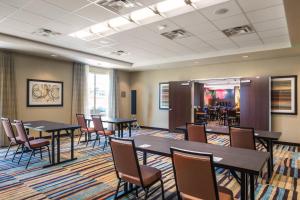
[39,131,42,138]
[57,130,60,163]
[71,130,74,160]
[128,122,132,137]
[117,124,120,137]
[185,130,188,140]
[121,123,124,138]
[250,174,255,200]
[240,172,246,200]
[266,140,273,183]
[143,152,147,165]
[51,131,55,165]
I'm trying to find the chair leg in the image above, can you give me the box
[40,147,42,159]
[12,144,21,162]
[102,136,108,151]
[86,135,89,147]
[77,132,83,144]
[160,179,165,200]
[4,142,12,158]
[26,150,34,169]
[18,145,25,164]
[144,188,149,200]
[93,134,99,148]
[114,179,122,200]
[47,146,51,164]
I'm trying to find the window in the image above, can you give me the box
[88,72,109,117]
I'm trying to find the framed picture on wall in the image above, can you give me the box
[159,82,169,110]
[271,75,297,115]
[27,79,64,107]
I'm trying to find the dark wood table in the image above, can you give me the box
[23,120,80,168]
[86,117,137,138]
[133,135,269,200]
[176,125,281,181]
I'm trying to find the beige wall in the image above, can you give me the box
[117,70,131,118]
[130,56,300,143]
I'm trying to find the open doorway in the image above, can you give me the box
[193,78,240,127]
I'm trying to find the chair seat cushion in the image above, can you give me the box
[27,139,50,148]
[119,165,161,187]
[97,130,115,136]
[11,136,34,144]
[140,165,162,186]
[82,127,95,133]
[218,187,234,200]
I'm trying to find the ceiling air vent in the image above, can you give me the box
[96,0,142,14]
[222,25,254,37]
[161,29,192,40]
[111,50,129,56]
[32,28,61,37]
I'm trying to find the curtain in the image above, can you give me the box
[108,69,119,119]
[71,63,89,124]
[0,52,17,147]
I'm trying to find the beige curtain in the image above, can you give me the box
[71,63,89,124]
[0,52,17,147]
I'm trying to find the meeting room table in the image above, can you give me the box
[133,135,269,200]
[176,125,281,182]
[23,120,80,168]
[86,117,137,138]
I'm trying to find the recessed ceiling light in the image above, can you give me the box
[109,17,131,28]
[51,54,57,57]
[214,8,229,15]
[158,24,167,30]
[156,0,186,13]
[256,76,260,79]
[130,7,157,22]
[242,55,249,58]
[98,40,110,44]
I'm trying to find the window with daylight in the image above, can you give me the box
[88,72,109,117]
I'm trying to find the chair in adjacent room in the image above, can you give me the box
[109,137,164,199]
[186,123,207,143]
[171,147,233,200]
[1,118,34,162]
[14,120,51,169]
[91,115,115,149]
[76,114,95,146]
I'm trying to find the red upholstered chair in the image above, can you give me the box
[229,126,256,150]
[1,118,34,162]
[91,115,115,149]
[76,114,95,146]
[109,137,164,199]
[14,120,51,169]
[186,123,207,143]
[171,147,233,200]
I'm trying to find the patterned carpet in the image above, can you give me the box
[0,129,299,200]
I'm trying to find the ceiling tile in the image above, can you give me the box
[199,0,242,21]
[23,0,69,21]
[198,31,227,41]
[0,0,30,8]
[253,18,287,32]
[262,34,290,44]
[246,5,285,23]
[175,36,214,53]
[185,22,218,35]
[235,39,263,47]
[44,0,90,12]
[170,11,208,28]
[237,0,282,12]
[43,21,78,34]
[207,38,238,50]
[10,10,53,27]
[258,27,289,38]
[213,14,249,30]
[230,33,260,43]
[58,13,94,29]
[146,19,180,34]
[0,2,17,20]
[75,4,117,22]
[0,18,38,33]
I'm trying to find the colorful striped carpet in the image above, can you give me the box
[0,129,299,200]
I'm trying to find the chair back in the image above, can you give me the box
[91,115,105,132]
[171,147,219,200]
[76,114,88,130]
[109,137,143,186]
[14,120,30,147]
[1,118,17,142]
[187,123,207,143]
[229,126,256,150]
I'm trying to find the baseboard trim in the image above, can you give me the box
[273,140,300,147]
[140,126,169,131]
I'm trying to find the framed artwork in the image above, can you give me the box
[159,82,169,110]
[271,75,297,115]
[27,79,64,107]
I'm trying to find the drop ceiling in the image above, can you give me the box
[0,0,294,69]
